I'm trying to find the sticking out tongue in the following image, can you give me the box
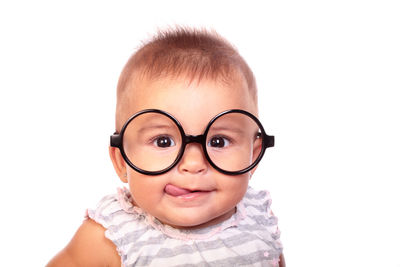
[165,184,192,196]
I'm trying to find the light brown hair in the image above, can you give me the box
[115,27,257,131]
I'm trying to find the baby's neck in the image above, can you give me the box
[166,206,237,230]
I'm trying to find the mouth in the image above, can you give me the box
[164,184,212,200]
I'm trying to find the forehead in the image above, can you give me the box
[123,76,256,133]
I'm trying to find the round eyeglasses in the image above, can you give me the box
[110,109,274,175]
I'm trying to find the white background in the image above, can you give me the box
[1,1,399,266]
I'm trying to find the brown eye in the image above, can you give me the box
[154,136,175,148]
[208,136,230,148]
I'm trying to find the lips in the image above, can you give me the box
[164,184,210,197]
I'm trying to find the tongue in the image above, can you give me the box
[165,184,192,196]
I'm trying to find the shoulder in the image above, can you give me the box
[86,188,139,228]
[47,218,121,267]
[47,189,136,267]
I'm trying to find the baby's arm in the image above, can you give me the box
[46,218,121,267]
[279,253,286,267]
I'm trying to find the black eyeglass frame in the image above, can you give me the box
[110,109,274,176]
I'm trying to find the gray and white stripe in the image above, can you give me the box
[87,186,283,267]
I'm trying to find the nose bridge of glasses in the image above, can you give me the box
[184,134,205,144]
[179,134,208,174]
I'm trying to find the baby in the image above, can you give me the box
[48,27,284,267]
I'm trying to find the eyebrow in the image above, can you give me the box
[137,124,176,133]
[209,126,246,135]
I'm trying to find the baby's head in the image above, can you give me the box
[109,27,271,229]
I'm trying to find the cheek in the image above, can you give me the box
[214,173,250,213]
[127,172,166,206]
[217,173,250,195]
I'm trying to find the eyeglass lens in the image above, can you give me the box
[122,112,183,172]
[206,112,262,173]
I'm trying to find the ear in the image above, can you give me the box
[250,137,263,177]
[109,146,128,183]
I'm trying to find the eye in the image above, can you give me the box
[153,135,175,148]
[208,136,231,148]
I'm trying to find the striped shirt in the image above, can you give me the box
[87,186,283,267]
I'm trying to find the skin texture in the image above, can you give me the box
[47,76,285,266]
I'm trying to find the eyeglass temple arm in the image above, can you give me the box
[264,134,275,148]
[110,133,121,147]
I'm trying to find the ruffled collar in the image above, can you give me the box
[116,187,247,241]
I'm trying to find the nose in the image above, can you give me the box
[178,143,208,174]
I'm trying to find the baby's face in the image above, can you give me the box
[118,75,258,228]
